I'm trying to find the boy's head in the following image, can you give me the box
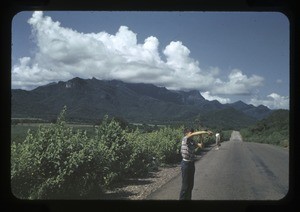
[184,128,194,135]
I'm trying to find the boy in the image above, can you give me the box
[179,128,213,200]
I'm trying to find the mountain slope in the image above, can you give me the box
[196,107,257,130]
[240,109,289,147]
[11,77,272,126]
[228,100,272,120]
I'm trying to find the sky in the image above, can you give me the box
[11,11,290,109]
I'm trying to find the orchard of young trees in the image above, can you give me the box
[12,106,215,199]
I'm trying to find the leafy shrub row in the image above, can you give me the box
[11,107,184,199]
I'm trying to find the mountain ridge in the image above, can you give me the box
[11,77,272,126]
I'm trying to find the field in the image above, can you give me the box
[11,123,96,144]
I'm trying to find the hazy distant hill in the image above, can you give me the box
[196,107,257,130]
[11,77,272,126]
[227,100,271,120]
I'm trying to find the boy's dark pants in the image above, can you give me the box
[179,160,195,200]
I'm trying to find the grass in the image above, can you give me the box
[11,123,96,144]
[11,124,40,144]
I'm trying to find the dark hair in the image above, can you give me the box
[184,128,194,134]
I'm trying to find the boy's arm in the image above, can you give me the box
[189,130,213,149]
[187,130,213,138]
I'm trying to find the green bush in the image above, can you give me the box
[240,119,289,147]
[125,128,158,176]
[11,106,101,199]
[124,126,183,176]
[92,115,132,186]
[11,107,204,199]
[146,126,183,164]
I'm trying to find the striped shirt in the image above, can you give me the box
[181,136,198,161]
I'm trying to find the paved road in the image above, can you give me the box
[147,131,289,200]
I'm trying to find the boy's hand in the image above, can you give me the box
[206,130,213,136]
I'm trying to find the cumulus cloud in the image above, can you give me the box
[200,91,231,104]
[12,57,72,90]
[12,11,264,98]
[210,69,264,95]
[249,93,289,109]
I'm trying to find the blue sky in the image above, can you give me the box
[11,11,289,109]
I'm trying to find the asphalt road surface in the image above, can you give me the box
[147,131,289,200]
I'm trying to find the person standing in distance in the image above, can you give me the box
[215,132,221,150]
[179,128,213,200]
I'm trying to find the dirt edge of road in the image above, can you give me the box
[103,144,216,200]
[103,163,181,200]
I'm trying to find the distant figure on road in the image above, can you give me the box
[179,128,213,200]
[215,132,221,150]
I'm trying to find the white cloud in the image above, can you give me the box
[200,91,231,104]
[249,93,289,109]
[210,69,264,95]
[12,57,72,90]
[12,11,265,98]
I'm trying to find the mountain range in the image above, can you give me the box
[11,77,272,129]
